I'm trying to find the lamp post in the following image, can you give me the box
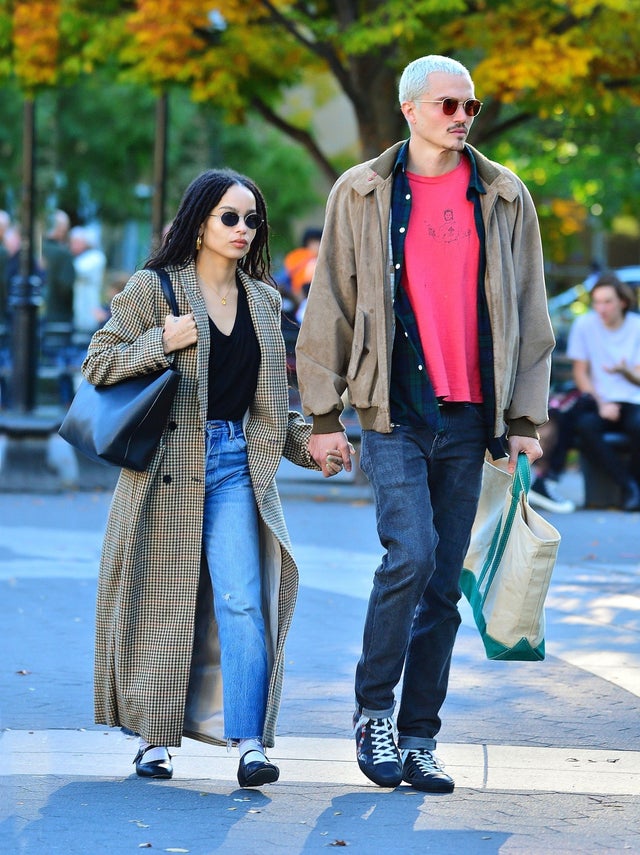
[151,91,168,252]
[0,96,71,492]
[8,98,42,414]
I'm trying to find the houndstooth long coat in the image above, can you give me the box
[83,262,316,748]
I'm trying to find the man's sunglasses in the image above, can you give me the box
[414,98,483,117]
[211,212,262,230]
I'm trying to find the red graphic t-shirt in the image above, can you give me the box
[401,158,482,402]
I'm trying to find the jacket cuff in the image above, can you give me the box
[311,411,345,435]
[506,417,539,440]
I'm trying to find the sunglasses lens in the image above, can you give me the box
[220,212,240,227]
[439,98,482,116]
[441,98,458,116]
[218,211,261,228]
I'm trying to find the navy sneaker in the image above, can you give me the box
[353,712,403,787]
[529,477,575,514]
[401,748,454,793]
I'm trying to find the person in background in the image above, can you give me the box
[42,209,76,326]
[0,210,10,324]
[282,227,322,307]
[3,223,22,286]
[41,210,77,404]
[69,226,106,342]
[83,169,335,788]
[528,397,578,514]
[92,270,129,328]
[0,210,10,406]
[296,54,554,794]
[567,272,640,511]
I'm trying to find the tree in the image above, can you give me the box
[87,0,640,242]
[3,0,639,254]
[145,0,640,180]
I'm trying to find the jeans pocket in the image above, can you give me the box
[231,430,248,451]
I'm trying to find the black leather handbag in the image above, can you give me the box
[58,268,181,471]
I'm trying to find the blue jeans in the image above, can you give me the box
[202,420,268,741]
[356,405,486,750]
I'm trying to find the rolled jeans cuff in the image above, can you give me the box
[358,704,395,720]
[398,735,437,751]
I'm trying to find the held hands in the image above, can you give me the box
[308,431,356,478]
[162,313,198,354]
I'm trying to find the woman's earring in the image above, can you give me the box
[196,235,202,251]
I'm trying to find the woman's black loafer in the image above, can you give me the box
[237,750,279,787]
[133,746,173,779]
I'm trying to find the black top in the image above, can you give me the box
[207,281,261,421]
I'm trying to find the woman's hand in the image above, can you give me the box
[308,431,355,477]
[162,313,198,354]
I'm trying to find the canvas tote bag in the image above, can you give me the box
[461,453,561,661]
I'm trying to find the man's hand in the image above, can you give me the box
[308,431,355,478]
[507,435,543,474]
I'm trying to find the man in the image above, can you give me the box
[567,272,640,511]
[296,55,554,793]
[42,210,76,404]
[42,209,76,326]
[0,210,10,322]
[0,210,10,405]
[69,225,106,341]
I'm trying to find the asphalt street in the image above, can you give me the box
[1,460,639,854]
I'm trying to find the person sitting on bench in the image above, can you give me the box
[567,272,640,512]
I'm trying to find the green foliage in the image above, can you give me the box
[2,0,639,265]
[0,74,321,259]
[481,103,640,262]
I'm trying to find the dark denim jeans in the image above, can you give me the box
[573,398,640,485]
[356,405,486,750]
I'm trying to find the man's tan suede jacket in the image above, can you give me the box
[296,142,555,440]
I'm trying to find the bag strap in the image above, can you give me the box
[512,452,531,498]
[155,268,180,317]
[477,453,531,599]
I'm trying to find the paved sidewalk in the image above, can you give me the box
[1,464,640,854]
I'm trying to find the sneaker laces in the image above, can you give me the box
[403,748,445,774]
[356,716,399,766]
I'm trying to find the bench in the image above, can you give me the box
[0,322,88,407]
[579,432,631,509]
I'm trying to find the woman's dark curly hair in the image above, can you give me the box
[146,168,274,284]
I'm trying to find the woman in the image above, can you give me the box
[83,169,343,787]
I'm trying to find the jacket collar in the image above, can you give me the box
[350,140,521,203]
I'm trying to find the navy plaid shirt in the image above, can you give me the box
[389,141,497,444]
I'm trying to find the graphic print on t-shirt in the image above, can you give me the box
[426,207,472,244]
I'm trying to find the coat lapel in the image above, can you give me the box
[177,263,211,425]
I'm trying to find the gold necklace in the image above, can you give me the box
[198,276,235,305]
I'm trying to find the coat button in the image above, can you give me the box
[163,474,172,484]
[168,421,177,430]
